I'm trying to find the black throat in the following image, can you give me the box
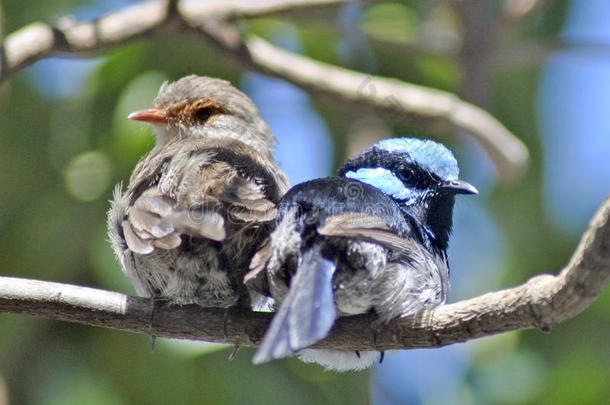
[398,193,456,254]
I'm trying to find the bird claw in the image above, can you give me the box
[148,295,170,351]
[149,296,170,327]
[223,308,230,341]
[228,344,241,360]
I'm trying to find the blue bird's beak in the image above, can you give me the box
[440,179,478,195]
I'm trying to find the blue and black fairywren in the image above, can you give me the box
[108,75,289,309]
[247,137,477,370]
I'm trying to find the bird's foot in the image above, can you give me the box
[228,344,241,361]
[148,296,170,351]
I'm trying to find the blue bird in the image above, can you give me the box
[246,137,477,370]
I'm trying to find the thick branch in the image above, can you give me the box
[0,0,528,181]
[1,197,608,351]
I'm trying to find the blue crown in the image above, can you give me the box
[376,138,459,181]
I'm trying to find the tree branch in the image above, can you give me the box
[1,197,608,351]
[239,35,528,181]
[0,0,528,181]
[0,0,363,82]
[184,0,377,21]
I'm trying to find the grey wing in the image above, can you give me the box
[318,212,449,323]
[317,212,417,257]
[120,186,226,256]
[120,146,278,256]
[220,173,278,223]
[121,149,224,255]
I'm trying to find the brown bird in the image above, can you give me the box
[108,75,289,309]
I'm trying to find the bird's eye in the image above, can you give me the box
[397,166,416,183]
[195,107,214,122]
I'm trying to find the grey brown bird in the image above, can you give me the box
[108,75,289,309]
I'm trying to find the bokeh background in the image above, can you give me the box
[1,1,609,404]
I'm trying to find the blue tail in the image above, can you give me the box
[253,246,336,364]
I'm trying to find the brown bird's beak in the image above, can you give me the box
[128,108,168,124]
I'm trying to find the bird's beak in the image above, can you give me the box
[440,179,478,195]
[128,108,168,124]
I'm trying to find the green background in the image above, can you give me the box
[0,1,608,404]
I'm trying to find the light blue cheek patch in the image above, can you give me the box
[345,168,414,201]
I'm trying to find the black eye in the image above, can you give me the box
[195,107,214,122]
[397,166,416,183]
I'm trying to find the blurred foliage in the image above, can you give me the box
[0,1,608,405]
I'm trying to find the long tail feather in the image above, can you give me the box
[253,246,336,364]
